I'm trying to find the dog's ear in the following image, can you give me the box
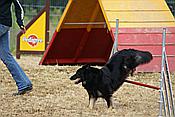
[82,64,90,69]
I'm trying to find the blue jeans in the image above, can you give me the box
[0,24,32,91]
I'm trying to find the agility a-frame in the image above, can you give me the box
[39,0,114,65]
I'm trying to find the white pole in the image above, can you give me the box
[159,28,167,117]
[110,19,119,58]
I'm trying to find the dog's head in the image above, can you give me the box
[70,64,90,84]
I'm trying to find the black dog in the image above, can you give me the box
[70,49,153,109]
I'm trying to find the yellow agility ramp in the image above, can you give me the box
[101,0,175,28]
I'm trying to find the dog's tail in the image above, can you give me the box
[135,50,153,65]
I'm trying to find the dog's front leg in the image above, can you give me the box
[88,96,97,109]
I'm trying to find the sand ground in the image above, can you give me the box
[0,56,174,117]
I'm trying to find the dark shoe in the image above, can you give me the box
[13,85,33,96]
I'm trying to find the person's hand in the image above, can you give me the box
[20,26,26,34]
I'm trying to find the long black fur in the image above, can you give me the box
[70,49,153,108]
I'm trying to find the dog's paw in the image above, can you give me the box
[89,105,94,109]
[109,106,114,110]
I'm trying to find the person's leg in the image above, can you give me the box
[0,24,32,92]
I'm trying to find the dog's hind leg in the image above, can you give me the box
[88,95,97,109]
[104,96,114,108]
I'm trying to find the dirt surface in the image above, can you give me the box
[0,56,174,117]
